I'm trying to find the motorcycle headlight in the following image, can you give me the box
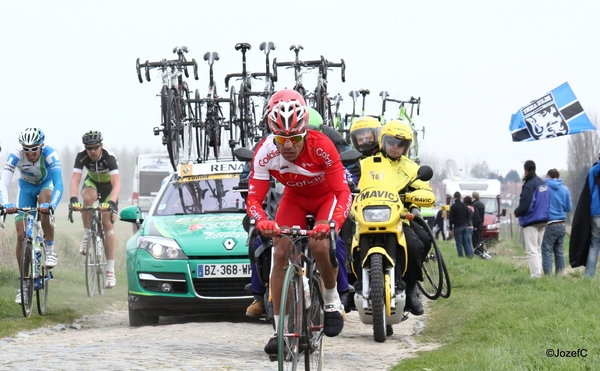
[486,223,499,231]
[363,206,391,222]
[137,236,187,259]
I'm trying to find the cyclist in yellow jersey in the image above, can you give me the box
[69,130,121,288]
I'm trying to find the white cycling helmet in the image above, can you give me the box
[19,128,45,146]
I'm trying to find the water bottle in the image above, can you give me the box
[303,275,311,308]
[34,249,42,289]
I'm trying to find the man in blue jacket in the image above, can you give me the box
[514,160,548,278]
[541,168,572,275]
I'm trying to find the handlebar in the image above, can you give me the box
[68,205,115,224]
[0,206,55,229]
[246,219,338,268]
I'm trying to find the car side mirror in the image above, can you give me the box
[500,208,507,217]
[120,205,144,225]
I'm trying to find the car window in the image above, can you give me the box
[154,177,245,215]
[480,197,498,214]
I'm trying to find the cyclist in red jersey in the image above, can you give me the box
[247,89,351,355]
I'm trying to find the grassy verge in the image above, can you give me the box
[394,238,600,370]
[0,207,130,338]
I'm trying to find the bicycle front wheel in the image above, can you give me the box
[37,243,49,315]
[96,233,108,295]
[278,265,303,371]
[85,233,97,297]
[417,242,444,300]
[163,87,181,171]
[439,253,452,299]
[305,270,324,370]
[19,238,34,317]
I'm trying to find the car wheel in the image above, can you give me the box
[128,304,159,327]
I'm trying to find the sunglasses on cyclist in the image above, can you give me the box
[85,145,101,151]
[22,146,40,153]
[273,132,306,145]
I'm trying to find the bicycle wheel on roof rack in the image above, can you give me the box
[162,87,181,171]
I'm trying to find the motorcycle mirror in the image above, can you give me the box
[416,165,434,182]
[233,147,254,162]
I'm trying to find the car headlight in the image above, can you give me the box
[363,206,391,222]
[137,236,187,259]
[486,223,499,231]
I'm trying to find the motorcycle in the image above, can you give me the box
[350,155,434,342]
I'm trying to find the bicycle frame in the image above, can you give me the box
[380,95,423,161]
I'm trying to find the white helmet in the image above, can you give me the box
[19,128,45,146]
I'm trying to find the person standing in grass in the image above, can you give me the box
[584,155,600,277]
[514,160,549,278]
[541,168,572,275]
[449,191,472,258]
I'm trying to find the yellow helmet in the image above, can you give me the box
[378,120,413,159]
[349,116,381,157]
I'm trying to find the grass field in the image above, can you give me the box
[0,206,130,337]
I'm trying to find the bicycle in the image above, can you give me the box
[380,94,423,163]
[68,205,112,297]
[411,215,451,300]
[225,42,276,147]
[273,44,325,102]
[188,52,233,161]
[310,56,345,128]
[136,46,199,170]
[247,217,337,370]
[1,206,54,317]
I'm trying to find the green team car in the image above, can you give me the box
[119,160,252,326]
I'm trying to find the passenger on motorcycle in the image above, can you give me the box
[375,120,434,315]
[246,89,351,355]
[349,116,382,158]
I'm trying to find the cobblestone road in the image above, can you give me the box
[0,303,439,371]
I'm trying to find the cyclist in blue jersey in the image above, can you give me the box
[0,128,63,304]
[69,130,121,288]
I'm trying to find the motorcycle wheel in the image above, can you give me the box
[370,253,387,343]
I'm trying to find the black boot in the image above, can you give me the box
[404,283,424,316]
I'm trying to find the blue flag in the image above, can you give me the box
[509,82,596,142]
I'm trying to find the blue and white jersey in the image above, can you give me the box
[0,145,63,208]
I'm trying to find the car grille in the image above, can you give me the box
[192,277,250,297]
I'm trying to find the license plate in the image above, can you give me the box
[197,264,252,278]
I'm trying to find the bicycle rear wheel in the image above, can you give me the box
[36,243,49,315]
[278,266,303,371]
[85,232,97,297]
[439,254,452,299]
[417,242,443,300]
[305,270,324,370]
[19,238,34,317]
[96,232,108,295]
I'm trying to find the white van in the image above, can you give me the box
[132,153,172,216]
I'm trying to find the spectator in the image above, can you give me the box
[433,207,446,240]
[584,154,600,277]
[471,191,486,249]
[541,168,572,275]
[514,160,549,278]
[464,195,477,257]
[449,191,472,257]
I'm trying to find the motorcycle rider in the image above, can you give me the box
[373,120,434,315]
[349,116,381,158]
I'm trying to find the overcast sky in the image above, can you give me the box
[1,0,599,177]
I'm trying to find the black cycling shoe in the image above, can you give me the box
[404,286,424,316]
[340,291,355,313]
[323,302,345,337]
[264,334,278,355]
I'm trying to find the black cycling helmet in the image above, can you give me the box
[82,130,103,145]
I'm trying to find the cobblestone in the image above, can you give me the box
[0,304,439,371]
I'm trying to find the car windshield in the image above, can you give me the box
[480,197,498,215]
[154,176,245,215]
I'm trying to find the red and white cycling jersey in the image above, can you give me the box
[246,130,352,229]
